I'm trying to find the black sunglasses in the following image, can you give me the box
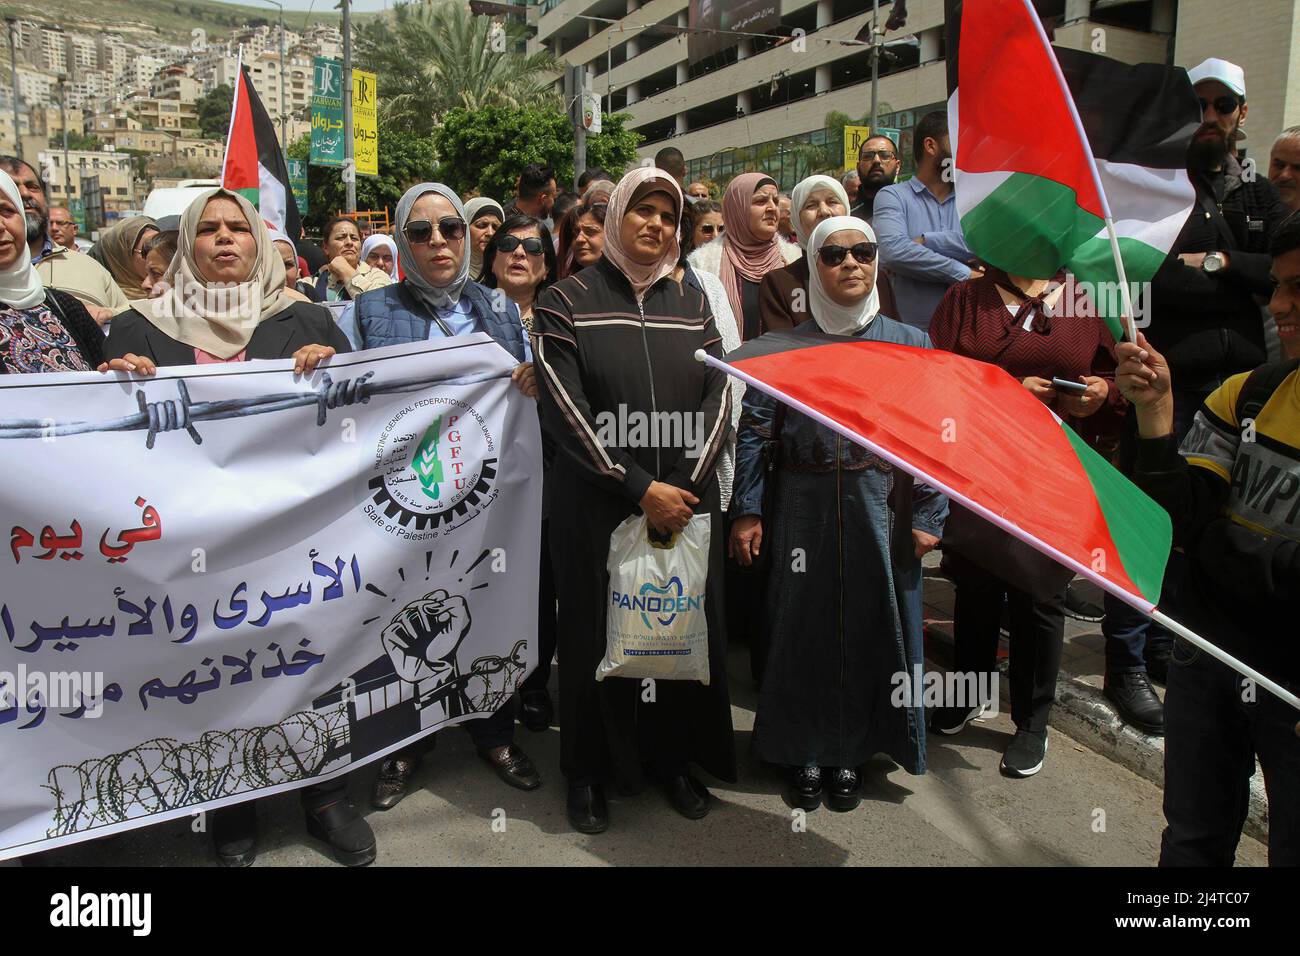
[817,242,878,267]
[496,234,546,256]
[859,149,896,161]
[404,217,466,244]
[1198,95,1240,116]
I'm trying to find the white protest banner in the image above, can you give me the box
[0,335,541,859]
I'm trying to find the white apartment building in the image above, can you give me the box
[97,36,131,85]
[37,148,134,207]
[132,56,169,92]
[67,34,97,78]
[15,68,55,109]
[39,25,67,75]
[531,0,1300,188]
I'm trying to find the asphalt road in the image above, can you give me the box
[26,646,1268,868]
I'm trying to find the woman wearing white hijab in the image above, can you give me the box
[756,174,850,334]
[348,181,544,812]
[102,188,369,868]
[360,232,399,278]
[730,216,948,813]
[0,169,105,374]
[532,166,736,833]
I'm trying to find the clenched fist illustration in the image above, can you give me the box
[381,589,473,683]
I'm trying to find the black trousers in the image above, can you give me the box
[521,519,558,697]
[1160,639,1300,866]
[949,554,1066,733]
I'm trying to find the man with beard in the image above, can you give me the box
[0,156,127,326]
[1100,58,1290,736]
[850,134,900,222]
[873,112,976,331]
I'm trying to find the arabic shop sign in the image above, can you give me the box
[310,56,345,169]
[288,158,309,214]
[353,68,378,178]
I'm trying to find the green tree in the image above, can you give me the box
[287,116,437,230]
[432,106,641,201]
[356,0,563,138]
[196,84,234,140]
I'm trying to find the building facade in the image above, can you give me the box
[530,0,1300,189]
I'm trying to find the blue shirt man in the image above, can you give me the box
[873,111,975,332]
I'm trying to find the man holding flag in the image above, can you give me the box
[1115,211,1300,867]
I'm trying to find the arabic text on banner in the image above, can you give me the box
[310,55,345,168]
[0,336,542,859]
[352,68,379,178]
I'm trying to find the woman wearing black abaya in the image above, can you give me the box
[532,167,736,833]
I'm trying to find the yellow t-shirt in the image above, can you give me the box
[1179,366,1300,541]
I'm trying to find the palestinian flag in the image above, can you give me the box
[708,334,1172,611]
[221,56,302,238]
[945,0,1198,342]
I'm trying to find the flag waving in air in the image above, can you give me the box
[945,0,1199,342]
[222,51,302,239]
[700,334,1300,712]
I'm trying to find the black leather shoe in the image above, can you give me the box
[518,690,554,732]
[665,774,711,820]
[825,768,862,812]
[788,765,822,812]
[304,798,377,867]
[212,801,258,867]
[480,744,542,791]
[566,784,609,833]
[1104,670,1165,736]
[371,756,421,810]
[1145,645,1172,686]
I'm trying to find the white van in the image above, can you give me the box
[142,179,221,221]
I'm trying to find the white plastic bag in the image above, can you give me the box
[598,513,712,684]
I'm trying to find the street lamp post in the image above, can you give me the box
[5,18,21,161]
[261,0,288,146]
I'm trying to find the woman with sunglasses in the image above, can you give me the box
[479,214,561,733]
[480,214,557,326]
[349,182,544,809]
[762,175,903,337]
[730,217,947,813]
[305,216,393,303]
[927,265,1122,778]
[682,200,724,257]
[554,195,607,279]
[688,173,800,342]
[532,167,736,833]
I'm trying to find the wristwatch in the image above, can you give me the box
[1202,252,1225,274]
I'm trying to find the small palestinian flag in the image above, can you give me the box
[222,56,302,238]
[706,333,1172,611]
[945,0,1198,341]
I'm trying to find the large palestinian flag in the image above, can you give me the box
[708,333,1172,611]
[221,57,302,238]
[945,0,1198,342]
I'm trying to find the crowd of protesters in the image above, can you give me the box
[3,52,1299,870]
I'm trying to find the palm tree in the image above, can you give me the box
[356,1,564,138]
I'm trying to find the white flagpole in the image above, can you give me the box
[219,45,244,190]
[1020,0,1138,343]
[695,348,1300,713]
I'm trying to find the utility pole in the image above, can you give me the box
[261,0,287,147]
[5,18,21,161]
[565,64,586,190]
[59,75,70,203]
[869,0,880,132]
[341,0,355,213]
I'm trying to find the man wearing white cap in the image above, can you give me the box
[1101,55,1290,735]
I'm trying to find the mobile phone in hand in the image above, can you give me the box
[1050,377,1089,395]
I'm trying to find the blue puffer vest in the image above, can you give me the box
[352,280,527,362]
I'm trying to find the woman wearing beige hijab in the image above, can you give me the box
[532,166,736,833]
[104,189,348,373]
[101,190,363,867]
[94,215,159,301]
